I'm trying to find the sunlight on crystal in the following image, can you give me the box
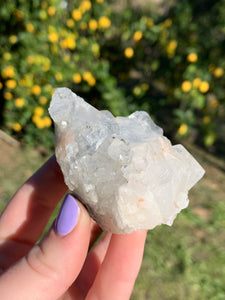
[49,88,205,234]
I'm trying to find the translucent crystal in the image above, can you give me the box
[49,88,205,234]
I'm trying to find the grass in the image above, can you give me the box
[132,144,225,299]
[0,140,225,299]
[0,143,47,211]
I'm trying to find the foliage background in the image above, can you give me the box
[0,0,224,153]
[0,1,225,299]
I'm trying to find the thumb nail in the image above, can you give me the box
[55,194,79,236]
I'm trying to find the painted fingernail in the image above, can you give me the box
[55,194,79,236]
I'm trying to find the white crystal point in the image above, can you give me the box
[49,87,205,234]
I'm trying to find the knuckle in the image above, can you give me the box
[25,244,59,282]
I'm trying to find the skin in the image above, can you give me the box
[0,156,147,300]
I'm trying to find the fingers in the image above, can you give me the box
[0,196,92,300]
[69,231,112,298]
[86,230,147,300]
[0,155,67,248]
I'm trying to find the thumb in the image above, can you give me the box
[0,195,91,300]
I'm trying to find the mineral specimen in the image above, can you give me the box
[49,87,205,234]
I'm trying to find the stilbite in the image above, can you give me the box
[49,87,205,234]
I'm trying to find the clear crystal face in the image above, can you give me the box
[49,88,205,234]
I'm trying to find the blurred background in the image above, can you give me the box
[0,0,225,299]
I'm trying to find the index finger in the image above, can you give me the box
[0,155,67,244]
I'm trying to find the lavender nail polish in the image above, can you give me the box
[56,194,79,236]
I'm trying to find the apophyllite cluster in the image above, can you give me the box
[49,88,205,234]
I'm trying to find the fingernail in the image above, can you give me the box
[55,194,79,236]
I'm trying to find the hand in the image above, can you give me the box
[0,156,147,300]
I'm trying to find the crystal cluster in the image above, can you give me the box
[49,87,205,234]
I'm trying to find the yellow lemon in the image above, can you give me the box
[2,66,15,78]
[87,77,96,86]
[13,123,22,132]
[55,72,63,82]
[9,35,18,44]
[72,9,82,21]
[31,85,41,95]
[99,16,111,28]
[48,6,56,16]
[39,96,48,105]
[124,47,134,58]
[73,73,82,83]
[48,32,58,43]
[6,79,17,89]
[213,68,224,78]
[66,19,75,28]
[14,98,25,108]
[34,106,44,117]
[4,92,13,100]
[43,116,52,127]
[89,19,98,31]
[178,124,188,135]
[187,53,198,63]
[26,23,35,32]
[199,81,209,93]
[193,78,201,88]
[181,81,192,93]
[133,31,143,42]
